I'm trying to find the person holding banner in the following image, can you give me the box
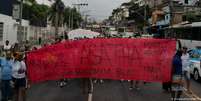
[171,50,184,101]
[129,81,140,91]
[82,78,93,94]
[12,53,27,101]
[162,40,182,93]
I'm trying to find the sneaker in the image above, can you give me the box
[63,81,67,86]
[129,87,133,90]
[100,80,104,84]
[59,82,64,88]
[135,87,140,91]
[93,80,97,84]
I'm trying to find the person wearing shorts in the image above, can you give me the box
[181,47,191,93]
[12,53,26,101]
[171,50,184,101]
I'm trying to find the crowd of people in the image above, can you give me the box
[0,37,193,101]
[162,41,192,101]
[0,40,30,101]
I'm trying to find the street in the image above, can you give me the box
[24,79,201,101]
[1,0,201,101]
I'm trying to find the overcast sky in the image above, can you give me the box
[36,0,130,21]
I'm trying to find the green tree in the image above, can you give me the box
[49,0,65,38]
[22,0,49,27]
[30,4,49,26]
[184,12,201,22]
[127,4,150,30]
[63,7,82,29]
[63,7,71,27]
[24,0,37,4]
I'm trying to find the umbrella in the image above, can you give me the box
[68,29,100,39]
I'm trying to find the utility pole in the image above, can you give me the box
[55,4,59,38]
[85,14,90,28]
[144,0,147,34]
[82,10,91,28]
[19,0,23,26]
[72,3,88,28]
[71,7,74,29]
[169,0,174,37]
[69,9,71,30]
[18,0,24,42]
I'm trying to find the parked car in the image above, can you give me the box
[188,49,201,81]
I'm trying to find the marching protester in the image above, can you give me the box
[82,78,93,94]
[181,46,191,93]
[171,50,184,101]
[24,40,31,52]
[129,81,140,91]
[12,43,20,53]
[0,52,13,101]
[93,79,104,84]
[162,40,182,93]
[55,37,68,88]
[12,53,27,101]
[3,40,12,54]
[38,37,42,45]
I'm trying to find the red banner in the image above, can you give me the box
[26,38,176,83]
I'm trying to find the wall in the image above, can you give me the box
[0,14,29,45]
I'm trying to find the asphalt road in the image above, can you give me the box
[25,79,201,101]
[0,79,200,101]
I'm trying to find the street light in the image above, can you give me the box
[71,3,89,29]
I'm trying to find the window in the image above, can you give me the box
[184,0,188,4]
[0,22,3,41]
[17,26,28,42]
[17,26,24,42]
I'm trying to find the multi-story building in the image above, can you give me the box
[0,0,29,45]
[132,0,163,8]
[147,0,201,38]
[173,0,198,5]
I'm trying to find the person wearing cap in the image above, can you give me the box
[12,53,26,101]
[181,47,191,93]
[0,52,13,101]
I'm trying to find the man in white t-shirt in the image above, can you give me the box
[181,47,191,93]
[3,40,11,52]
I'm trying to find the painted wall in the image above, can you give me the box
[0,14,29,45]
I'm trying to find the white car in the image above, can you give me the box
[189,49,201,81]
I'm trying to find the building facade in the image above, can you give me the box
[133,0,163,8]
[0,0,30,45]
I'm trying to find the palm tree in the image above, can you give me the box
[49,0,65,38]
[63,7,83,30]
[22,0,49,27]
